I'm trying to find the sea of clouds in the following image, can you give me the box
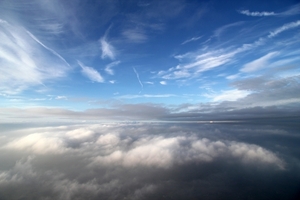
[0,122,299,199]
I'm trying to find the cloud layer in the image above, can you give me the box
[0,122,299,200]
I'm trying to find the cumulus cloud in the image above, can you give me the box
[92,135,284,169]
[0,123,297,200]
[160,81,167,85]
[3,133,65,154]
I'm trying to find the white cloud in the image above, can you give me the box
[159,19,300,82]
[160,50,235,80]
[119,94,175,99]
[181,36,202,45]
[56,96,67,100]
[0,19,69,94]
[105,61,120,75]
[66,127,95,141]
[162,70,191,79]
[89,129,284,169]
[160,81,167,85]
[159,38,266,81]
[205,89,250,102]
[240,52,278,73]
[240,4,300,17]
[122,29,147,43]
[100,37,115,60]
[26,31,70,67]
[0,123,289,199]
[78,61,104,83]
[268,20,300,38]
[281,3,300,16]
[3,133,65,154]
[239,10,277,17]
[0,124,287,170]
[213,21,244,38]
[133,67,143,93]
[145,81,154,84]
[159,17,300,82]
[226,73,240,80]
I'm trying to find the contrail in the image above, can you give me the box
[26,30,70,67]
[133,67,143,94]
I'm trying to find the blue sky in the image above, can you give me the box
[0,0,300,122]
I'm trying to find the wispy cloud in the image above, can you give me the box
[158,17,300,82]
[204,89,250,102]
[213,21,244,38]
[105,61,120,75]
[268,20,300,38]
[281,3,300,16]
[240,52,278,73]
[160,50,238,80]
[226,73,240,80]
[181,36,202,45]
[0,19,69,94]
[26,31,70,67]
[133,67,143,93]
[39,22,64,35]
[159,36,268,80]
[100,37,115,60]
[119,94,176,99]
[239,10,277,17]
[78,61,104,83]
[55,95,67,100]
[145,81,154,85]
[122,29,147,43]
[100,26,116,60]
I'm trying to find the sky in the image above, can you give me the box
[0,0,300,122]
[0,0,300,199]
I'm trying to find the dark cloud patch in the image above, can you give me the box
[0,122,299,200]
